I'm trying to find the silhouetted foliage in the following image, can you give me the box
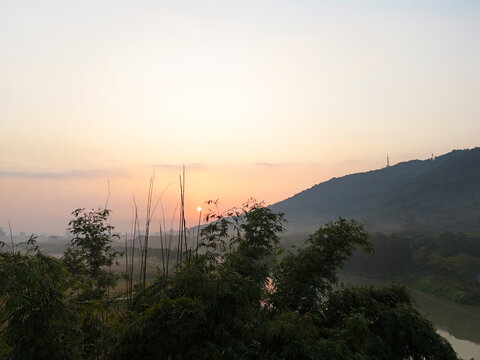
[0,237,81,360]
[344,231,480,304]
[114,204,458,360]
[63,208,121,359]
[0,203,460,359]
[64,208,120,301]
[272,218,372,313]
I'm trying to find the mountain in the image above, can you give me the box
[270,148,480,233]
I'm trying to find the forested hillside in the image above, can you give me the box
[343,231,480,304]
[271,148,480,233]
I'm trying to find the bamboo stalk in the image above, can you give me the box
[124,232,128,296]
[166,204,177,276]
[142,172,155,288]
[159,221,165,277]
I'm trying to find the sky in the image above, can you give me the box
[1,0,479,235]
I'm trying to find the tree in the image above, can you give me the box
[0,237,81,360]
[64,208,120,301]
[63,208,120,359]
[116,200,285,359]
[112,296,207,360]
[272,218,373,313]
[321,285,458,359]
[114,204,458,359]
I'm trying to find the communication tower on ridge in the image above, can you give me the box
[386,154,390,167]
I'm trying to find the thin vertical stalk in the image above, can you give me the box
[182,166,188,260]
[124,232,128,295]
[8,221,14,251]
[196,209,202,256]
[178,173,184,265]
[159,221,165,277]
[166,204,177,276]
[142,172,155,288]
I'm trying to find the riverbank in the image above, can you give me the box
[339,273,480,360]
[342,231,480,305]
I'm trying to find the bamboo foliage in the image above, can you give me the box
[123,167,193,300]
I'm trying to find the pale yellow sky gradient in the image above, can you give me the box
[0,0,479,234]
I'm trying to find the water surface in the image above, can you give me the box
[339,274,480,360]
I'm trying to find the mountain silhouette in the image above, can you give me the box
[270,148,480,233]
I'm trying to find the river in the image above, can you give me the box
[339,274,480,360]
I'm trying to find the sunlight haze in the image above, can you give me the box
[1,0,479,234]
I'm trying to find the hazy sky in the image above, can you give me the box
[1,0,479,234]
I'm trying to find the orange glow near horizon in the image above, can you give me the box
[1,1,479,235]
[0,154,438,235]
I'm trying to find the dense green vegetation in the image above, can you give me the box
[0,204,459,359]
[271,147,480,233]
[343,231,480,304]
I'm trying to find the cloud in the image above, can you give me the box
[253,162,322,168]
[254,162,282,167]
[0,169,127,179]
[149,163,206,170]
[149,162,327,171]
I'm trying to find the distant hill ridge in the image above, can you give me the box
[270,148,480,233]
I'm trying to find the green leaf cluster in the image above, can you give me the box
[0,237,81,360]
[0,204,460,359]
[114,205,458,359]
[64,208,120,301]
[344,231,480,303]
